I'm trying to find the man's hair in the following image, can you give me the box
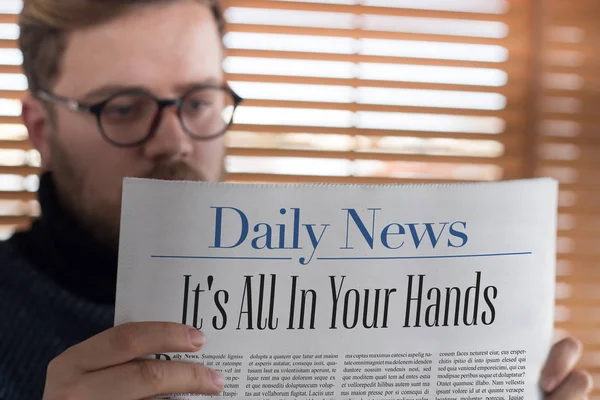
[18,0,226,94]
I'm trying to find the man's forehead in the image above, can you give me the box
[78,78,224,103]
[55,1,223,97]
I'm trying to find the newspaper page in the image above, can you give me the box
[115,178,558,400]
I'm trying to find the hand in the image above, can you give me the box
[541,337,593,399]
[43,322,224,400]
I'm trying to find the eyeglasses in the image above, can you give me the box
[36,85,244,148]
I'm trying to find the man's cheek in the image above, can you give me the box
[199,144,226,181]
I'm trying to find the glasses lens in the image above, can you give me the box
[180,88,235,139]
[100,93,158,145]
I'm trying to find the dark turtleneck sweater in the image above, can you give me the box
[0,172,116,399]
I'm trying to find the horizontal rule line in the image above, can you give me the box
[151,255,293,260]
[317,252,533,261]
[151,252,533,262]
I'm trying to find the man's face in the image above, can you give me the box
[36,1,226,247]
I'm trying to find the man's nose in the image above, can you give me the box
[142,106,193,160]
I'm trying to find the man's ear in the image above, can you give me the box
[21,93,52,170]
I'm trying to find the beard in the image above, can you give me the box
[49,137,224,250]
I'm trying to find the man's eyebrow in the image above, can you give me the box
[80,78,225,102]
[175,77,224,92]
[80,84,140,102]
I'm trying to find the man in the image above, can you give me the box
[0,0,592,398]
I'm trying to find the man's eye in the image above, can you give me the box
[106,105,134,117]
[185,100,211,112]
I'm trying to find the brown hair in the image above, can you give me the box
[18,0,226,94]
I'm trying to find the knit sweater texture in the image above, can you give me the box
[0,173,118,399]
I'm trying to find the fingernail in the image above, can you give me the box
[188,329,205,348]
[211,369,224,389]
[542,376,556,392]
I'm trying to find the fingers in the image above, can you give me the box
[43,323,219,400]
[61,322,205,372]
[541,337,583,392]
[76,360,224,400]
[547,370,593,400]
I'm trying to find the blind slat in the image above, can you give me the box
[546,43,599,54]
[230,124,521,144]
[225,49,526,72]
[226,24,526,49]
[0,216,30,226]
[226,73,524,97]
[240,99,522,120]
[543,113,600,123]
[0,191,36,201]
[0,140,29,150]
[0,14,17,24]
[547,66,600,75]
[223,0,521,23]
[544,160,600,168]
[544,137,600,146]
[544,89,600,99]
[0,39,18,50]
[227,147,517,166]
[0,166,38,175]
[558,277,600,285]
[0,66,22,75]
[0,90,24,100]
[0,116,24,124]
[227,173,469,185]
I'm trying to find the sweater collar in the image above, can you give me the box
[10,172,118,305]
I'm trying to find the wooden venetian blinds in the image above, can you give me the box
[0,0,35,240]
[222,0,530,186]
[0,0,599,394]
[539,0,600,389]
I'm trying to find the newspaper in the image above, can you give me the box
[115,178,558,400]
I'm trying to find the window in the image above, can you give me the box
[538,0,600,384]
[223,0,521,186]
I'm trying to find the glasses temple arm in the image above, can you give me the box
[36,90,92,112]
